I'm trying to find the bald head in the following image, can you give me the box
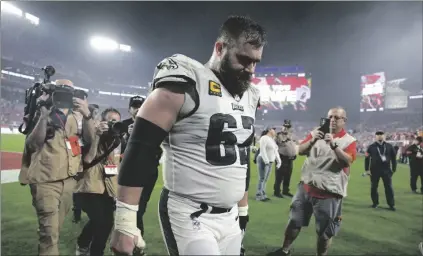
[54,79,74,87]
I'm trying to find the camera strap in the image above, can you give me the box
[83,137,121,170]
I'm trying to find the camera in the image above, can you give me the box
[19,65,88,135]
[107,120,127,137]
[283,119,292,128]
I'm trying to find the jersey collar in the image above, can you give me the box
[333,129,346,139]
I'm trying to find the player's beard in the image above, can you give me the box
[219,54,252,96]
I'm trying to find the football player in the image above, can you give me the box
[110,15,266,255]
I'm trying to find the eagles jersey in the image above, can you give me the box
[152,54,260,208]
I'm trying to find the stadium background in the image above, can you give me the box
[1,1,422,255]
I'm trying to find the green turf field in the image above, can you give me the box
[1,134,422,255]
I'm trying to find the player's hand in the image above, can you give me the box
[324,133,334,143]
[239,215,249,231]
[110,230,144,256]
[97,121,109,135]
[310,128,324,142]
[128,124,134,135]
[365,170,371,176]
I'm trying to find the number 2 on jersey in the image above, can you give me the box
[205,113,254,166]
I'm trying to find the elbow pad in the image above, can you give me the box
[118,117,168,187]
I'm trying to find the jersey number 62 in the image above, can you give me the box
[205,113,254,166]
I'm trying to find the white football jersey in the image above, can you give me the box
[152,54,260,208]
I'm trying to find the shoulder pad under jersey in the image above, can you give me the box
[152,54,198,89]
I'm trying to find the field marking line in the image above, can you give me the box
[0,151,23,154]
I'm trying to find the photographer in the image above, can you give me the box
[73,103,100,223]
[121,95,162,238]
[18,79,96,256]
[75,107,123,256]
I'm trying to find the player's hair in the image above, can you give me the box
[101,107,121,121]
[217,15,267,48]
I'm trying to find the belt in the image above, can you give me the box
[190,203,232,219]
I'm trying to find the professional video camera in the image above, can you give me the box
[19,66,88,135]
[107,120,127,137]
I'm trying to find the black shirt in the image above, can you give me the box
[365,141,397,173]
[120,117,134,153]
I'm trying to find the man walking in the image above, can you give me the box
[365,131,397,210]
[270,107,356,256]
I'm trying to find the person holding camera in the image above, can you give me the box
[18,79,96,256]
[121,95,162,239]
[75,107,123,256]
[73,104,100,223]
[271,107,356,256]
[274,120,297,198]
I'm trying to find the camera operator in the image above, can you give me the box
[121,96,145,151]
[274,120,297,198]
[75,107,123,256]
[73,103,100,223]
[121,95,162,239]
[18,79,96,256]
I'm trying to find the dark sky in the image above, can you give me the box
[13,1,423,120]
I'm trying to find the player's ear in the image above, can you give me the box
[215,41,224,57]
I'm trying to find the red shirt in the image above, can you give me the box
[301,129,356,199]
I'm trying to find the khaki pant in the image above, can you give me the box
[30,178,77,255]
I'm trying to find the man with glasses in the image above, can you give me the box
[365,131,397,210]
[270,107,356,256]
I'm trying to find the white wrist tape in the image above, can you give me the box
[238,205,249,216]
[115,200,146,249]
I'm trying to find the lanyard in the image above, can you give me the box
[376,144,386,157]
[55,113,66,130]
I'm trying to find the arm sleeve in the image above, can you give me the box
[364,146,371,171]
[259,137,270,164]
[344,141,357,163]
[300,133,313,145]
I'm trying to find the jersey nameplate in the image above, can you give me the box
[209,80,222,97]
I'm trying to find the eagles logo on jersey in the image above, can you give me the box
[152,54,260,208]
[156,57,179,70]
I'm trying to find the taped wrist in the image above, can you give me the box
[115,201,146,249]
[238,205,249,216]
[118,117,168,187]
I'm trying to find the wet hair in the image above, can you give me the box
[217,15,267,48]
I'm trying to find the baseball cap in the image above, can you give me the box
[129,96,145,108]
[375,131,384,135]
[283,120,292,128]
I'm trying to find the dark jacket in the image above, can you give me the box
[406,144,423,169]
[365,141,397,173]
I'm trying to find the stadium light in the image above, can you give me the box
[119,44,131,52]
[90,36,119,51]
[25,12,39,26]
[1,2,23,17]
